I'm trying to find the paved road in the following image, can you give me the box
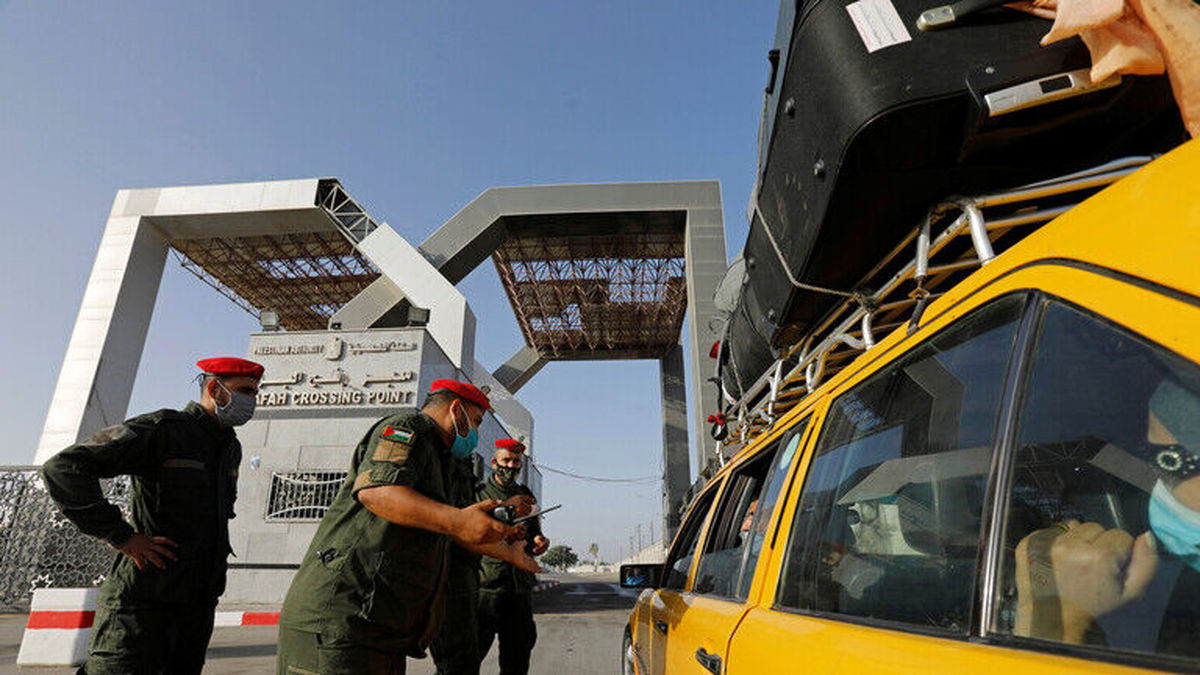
[0,573,637,674]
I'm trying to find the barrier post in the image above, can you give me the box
[16,588,99,667]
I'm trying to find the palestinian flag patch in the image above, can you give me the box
[381,425,414,444]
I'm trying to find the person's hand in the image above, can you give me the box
[505,523,528,545]
[494,539,543,574]
[531,534,550,556]
[454,499,516,546]
[1051,521,1159,639]
[1015,521,1158,643]
[501,494,536,518]
[1015,525,1064,640]
[116,534,178,571]
[512,548,543,574]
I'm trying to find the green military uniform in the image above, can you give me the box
[429,457,483,675]
[277,411,459,675]
[40,402,241,675]
[476,476,540,675]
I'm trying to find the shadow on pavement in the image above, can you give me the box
[533,582,638,615]
[206,643,278,659]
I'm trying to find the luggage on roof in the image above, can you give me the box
[721,0,1186,401]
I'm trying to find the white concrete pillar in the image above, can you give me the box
[34,205,168,464]
[661,344,691,543]
[684,184,728,473]
[470,358,534,456]
[354,223,475,370]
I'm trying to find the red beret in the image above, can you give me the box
[197,357,265,380]
[429,379,490,410]
[494,438,526,454]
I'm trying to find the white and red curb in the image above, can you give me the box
[16,588,99,667]
[213,610,281,627]
[19,581,552,667]
[16,589,281,667]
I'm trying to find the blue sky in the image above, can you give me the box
[0,1,777,562]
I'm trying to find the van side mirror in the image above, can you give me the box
[619,563,662,589]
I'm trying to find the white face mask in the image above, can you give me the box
[213,381,256,427]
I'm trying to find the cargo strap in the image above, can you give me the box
[752,205,858,300]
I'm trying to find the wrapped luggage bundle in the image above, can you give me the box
[719,0,1186,404]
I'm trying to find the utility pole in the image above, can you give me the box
[636,524,642,552]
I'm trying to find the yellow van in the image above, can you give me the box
[620,140,1200,674]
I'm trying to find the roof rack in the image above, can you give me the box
[717,155,1154,460]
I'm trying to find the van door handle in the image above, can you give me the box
[654,619,668,634]
[695,647,722,674]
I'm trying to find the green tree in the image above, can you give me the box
[541,545,579,572]
[588,542,600,570]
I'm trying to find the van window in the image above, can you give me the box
[738,424,807,599]
[776,295,1026,633]
[994,301,1200,664]
[662,488,718,591]
[692,421,807,600]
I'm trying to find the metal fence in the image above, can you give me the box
[265,470,348,521]
[0,467,129,612]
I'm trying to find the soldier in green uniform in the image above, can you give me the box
[277,379,540,675]
[476,438,550,675]
[40,356,264,675]
[428,453,483,675]
[431,451,536,675]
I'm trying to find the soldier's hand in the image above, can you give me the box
[117,534,179,571]
[495,539,543,574]
[505,523,528,545]
[500,495,536,518]
[531,535,550,556]
[456,499,516,546]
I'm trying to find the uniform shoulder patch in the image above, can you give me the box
[373,438,411,463]
[380,425,414,444]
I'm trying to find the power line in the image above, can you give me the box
[536,463,659,484]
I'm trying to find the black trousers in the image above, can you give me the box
[431,567,480,675]
[476,590,536,675]
[79,600,215,675]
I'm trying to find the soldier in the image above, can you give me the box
[428,450,485,675]
[430,451,533,675]
[476,438,550,675]
[277,379,540,674]
[40,356,263,675]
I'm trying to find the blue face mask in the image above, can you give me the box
[1149,480,1200,573]
[449,404,479,459]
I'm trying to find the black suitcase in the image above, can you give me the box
[743,0,1184,352]
[720,282,778,401]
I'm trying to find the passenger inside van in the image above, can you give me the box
[778,298,1026,633]
[1013,377,1200,658]
[692,499,759,595]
